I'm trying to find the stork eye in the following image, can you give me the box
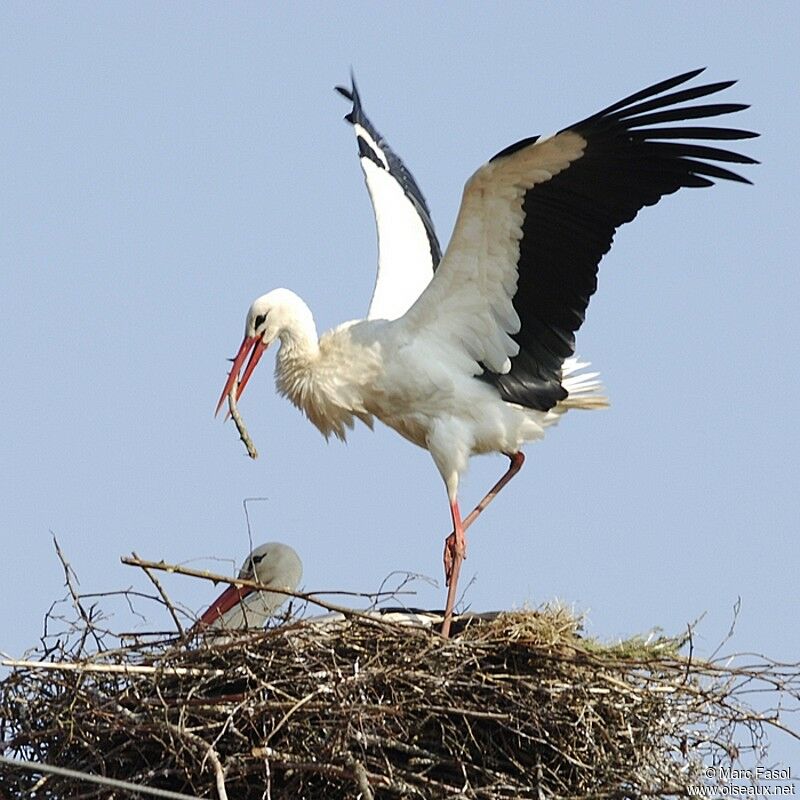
[251,554,264,564]
[254,313,267,329]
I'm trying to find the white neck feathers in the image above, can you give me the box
[273,311,376,442]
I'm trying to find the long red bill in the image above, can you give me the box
[198,583,256,626]
[215,335,267,416]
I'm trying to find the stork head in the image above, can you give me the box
[237,541,303,586]
[197,542,303,628]
[216,288,311,415]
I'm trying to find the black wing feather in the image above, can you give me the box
[610,81,737,120]
[589,68,707,117]
[479,70,758,411]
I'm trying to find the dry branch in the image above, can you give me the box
[132,550,185,636]
[0,658,222,677]
[228,388,258,459]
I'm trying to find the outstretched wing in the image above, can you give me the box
[336,77,442,321]
[399,68,758,410]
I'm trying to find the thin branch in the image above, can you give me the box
[710,596,742,661]
[161,721,229,800]
[1,658,223,677]
[264,688,325,745]
[242,497,269,554]
[51,534,104,651]
[199,737,229,800]
[305,588,417,600]
[132,550,185,636]
[0,754,203,800]
[348,757,375,800]
[229,388,258,459]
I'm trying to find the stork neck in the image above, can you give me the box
[273,301,322,409]
[277,322,319,361]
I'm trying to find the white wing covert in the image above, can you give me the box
[336,78,442,321]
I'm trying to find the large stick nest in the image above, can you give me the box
[2,599,798,799]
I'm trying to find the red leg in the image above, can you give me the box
[441,499,465,639]
[443,452,525,580]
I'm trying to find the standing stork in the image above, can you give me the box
[217,70,756,637]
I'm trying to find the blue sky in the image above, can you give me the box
[2,1,798,766]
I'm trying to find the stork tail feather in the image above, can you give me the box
[555,357,609,412]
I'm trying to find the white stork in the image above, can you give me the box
[216,69,756,637]
[197,542,303,630]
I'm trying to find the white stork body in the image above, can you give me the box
[217,70,756,636]
[266,294,599,497]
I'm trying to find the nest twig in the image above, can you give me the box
[228,387,258,459]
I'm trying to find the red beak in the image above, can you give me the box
[198,582,256,626]
[215,335,268,416]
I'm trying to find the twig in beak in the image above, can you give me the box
[228,386,258,459]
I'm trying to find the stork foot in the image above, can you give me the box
[441,500,466,638]
[443,528,467,587]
